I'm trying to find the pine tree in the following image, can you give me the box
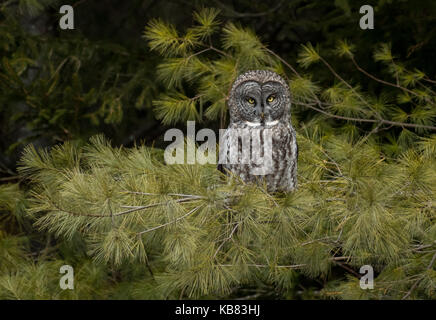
[0,6,435,300]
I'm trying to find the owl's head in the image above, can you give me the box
[228,70,291,125]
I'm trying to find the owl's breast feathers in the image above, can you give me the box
[218,121,298,192]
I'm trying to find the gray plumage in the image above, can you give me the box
[218,70,298,192]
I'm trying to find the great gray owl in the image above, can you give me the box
[218,70,298,192]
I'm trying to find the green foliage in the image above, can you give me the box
[0,2,159,161]
[1,2,436,301]
[297,43,321,68]
[143,6,436,149]
[9,129,435,299]
[143,8,281,127]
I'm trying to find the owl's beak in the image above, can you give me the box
[260,112,265,119]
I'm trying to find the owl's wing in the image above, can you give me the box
[296,140,299,161]
[289,126,298,190]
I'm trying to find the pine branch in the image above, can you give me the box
[48,196,202,218]
[350,56,434,104]
[218,264,306,269]
[213,222,240,259]
[333,261,361,278]
[318,56,383,120]
[264,45,436,131]
[117,198,202,216]
[218,256,352,270]
[402,251,436,300]
[137,205,202,235]
[292,100,436,130]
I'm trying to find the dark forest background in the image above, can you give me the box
[2,0,435,168]
[0,0,435,300]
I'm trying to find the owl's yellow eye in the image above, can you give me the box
[267,95,275,102]
[247,97,255,104]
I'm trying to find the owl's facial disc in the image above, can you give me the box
[261,82,285,122]
[233,78,288,124]
[235,81,263,123]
